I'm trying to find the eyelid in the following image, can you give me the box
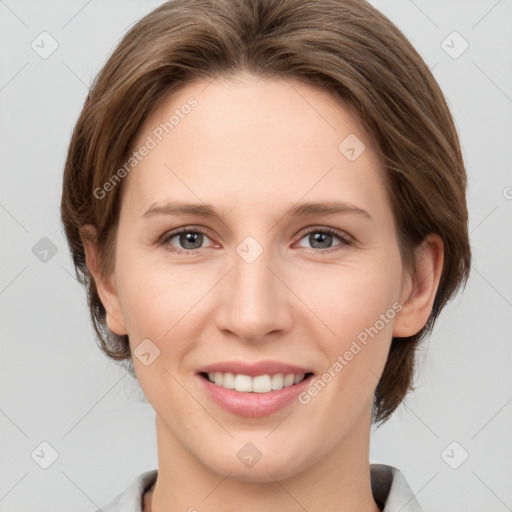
[293,226,354,253]
[158,225,217,250]
[296,225,353,243]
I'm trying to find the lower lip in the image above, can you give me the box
[197,373,314,418]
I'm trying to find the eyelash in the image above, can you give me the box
[158,226,353,255]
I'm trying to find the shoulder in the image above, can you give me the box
[90,469,158,512]
[370,463,423,512]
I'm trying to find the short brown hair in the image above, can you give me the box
[60,0,471,425]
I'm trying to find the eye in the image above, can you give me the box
[295,227,352,253]
[160,227,215,254]
[158,226,353,255]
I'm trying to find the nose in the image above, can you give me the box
[214,242,294,344]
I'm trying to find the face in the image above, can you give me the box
[93,74,418,481]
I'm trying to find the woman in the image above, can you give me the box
[60,0,471,510]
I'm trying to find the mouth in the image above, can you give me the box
[195,363,316,418]
[199,371,314,393]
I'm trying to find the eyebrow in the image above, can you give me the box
[142,200,372,221]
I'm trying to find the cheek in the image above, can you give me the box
[303,256,403,406]
[311,260,402,341]
[296,264,401,424]
[115,248,217,360]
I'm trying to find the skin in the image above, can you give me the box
[82,73,444,512]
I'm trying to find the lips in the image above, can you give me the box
[196,360,315,417]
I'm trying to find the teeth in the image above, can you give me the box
[253,375,271,393]
[222,372,235,389]
[206,372,307,392]
[271,374,283,390]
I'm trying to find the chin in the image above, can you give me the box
[194,437,313,483]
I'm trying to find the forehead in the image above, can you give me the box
[121,75,387,218]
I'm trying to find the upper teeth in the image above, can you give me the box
[207,372,306,393]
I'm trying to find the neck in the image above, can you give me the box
[147,409,380,512]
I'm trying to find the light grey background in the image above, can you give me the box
[1,1,511,511]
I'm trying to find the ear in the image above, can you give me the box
[79,224,128,336]
[393,233,444,337]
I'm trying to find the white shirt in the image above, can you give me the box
[94,463,422,512]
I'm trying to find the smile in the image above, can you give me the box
[201,371,313,393]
